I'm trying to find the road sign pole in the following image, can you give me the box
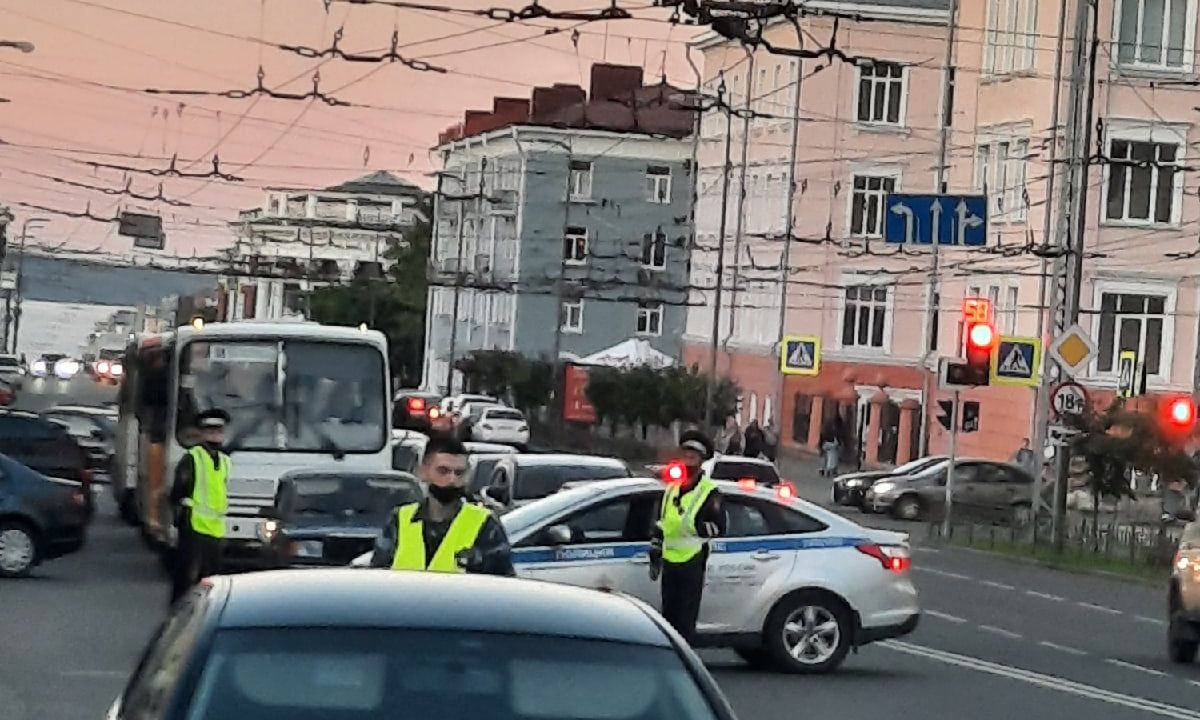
[942,390,959,537]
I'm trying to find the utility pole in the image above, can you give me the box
[773,49,805,425]
[549,140,575,387]
[1029,0,1072,523]
[11,217,48,356]
[704,75,736,427]
[722,53,754,354]
[445,162,485,395]
[918,0,959,457]
[1050,0,1096,551]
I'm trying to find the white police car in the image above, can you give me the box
[355,477,919,673]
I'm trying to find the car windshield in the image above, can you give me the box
[277,474,421,522]
[708,460,779,485]
[43,413,106,439]
[486,409,525,422]
[912,460,950,479]
[185,627,719,720]
[515,461,630,501]
[176,340,386,454]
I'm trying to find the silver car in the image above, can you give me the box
[864,458,1035,523]
[0,354,25,389]
[1170,514,1200,663]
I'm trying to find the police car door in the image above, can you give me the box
[699,496,802,634]
[512,491,658,599]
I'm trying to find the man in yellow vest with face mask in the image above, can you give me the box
[371,436,514,575]
[650,429,725,643]
[169,408,232,604]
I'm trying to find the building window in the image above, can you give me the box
[984,0,1038,74]
[849,174,897,237]
[562,226,588,265]
[636,302,663,336]
[1117,0,1191,69]
[841,284,889,349]
[641,231,666,269]
[975,137,1030,222]
[560,299,584,333]
[855,61,905,126]
[1097,292,1166,376]
[569,160,592,200]
[1104,138,1180,224]
[1002,285,1019,334]
[646,166,671,204]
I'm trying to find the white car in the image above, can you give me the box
[702,454,782,486]
[356,477,919,672]
[471,406,529,446]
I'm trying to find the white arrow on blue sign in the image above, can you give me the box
[884,193,988,247]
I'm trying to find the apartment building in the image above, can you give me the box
[423,63,695,394]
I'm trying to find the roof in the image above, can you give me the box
[511,453,626,466]
[324,170,423,197]
[175,321,387,345]
[214,570,670,646]
[577,338,676,369]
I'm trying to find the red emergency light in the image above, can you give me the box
[1168,396,1196,428]
[407,397,426,413]
[662,461,685,484]
[776,482,796,501]
[737,478,757,491]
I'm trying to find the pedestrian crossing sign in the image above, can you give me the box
[989,335,1041,387]
[780,335,820,376]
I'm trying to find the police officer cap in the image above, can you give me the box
[679,429,714,459]
[196,409,231,429]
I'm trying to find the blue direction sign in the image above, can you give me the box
[884,193,988,246]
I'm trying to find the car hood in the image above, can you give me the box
[281,517,388,538]
[834,470,893,483]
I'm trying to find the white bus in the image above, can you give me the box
[113,320,392,567]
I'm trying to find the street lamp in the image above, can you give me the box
[8,216,49,354]
[0,40,34,53]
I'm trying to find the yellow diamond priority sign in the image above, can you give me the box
[1048,324,1097,377]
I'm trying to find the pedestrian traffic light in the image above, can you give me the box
[960,401,981,433]
[962,298,995,386]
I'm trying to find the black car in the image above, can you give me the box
[267,470,423,568]
[482,454,632,511]
[107,570,738,720]
[40,405,117,483]
[0,410,95,518]
[392,390,442,433]
[0,452,91,577]
[832,455,948,507]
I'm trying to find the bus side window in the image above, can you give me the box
[139,350,170,443]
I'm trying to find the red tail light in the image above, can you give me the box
[737,478,757,491]
[407,397,426,412]
[776,482,796,501]
[856,543,911,573]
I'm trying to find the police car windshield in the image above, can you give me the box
[186,627,721,720]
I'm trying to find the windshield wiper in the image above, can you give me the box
[291,411,346,460]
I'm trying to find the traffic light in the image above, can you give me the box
[961,401,981,432]
[962,298,996,386]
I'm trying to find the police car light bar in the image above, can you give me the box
[662,461,685,484]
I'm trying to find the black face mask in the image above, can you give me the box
[427,484,463,504]
[204,441,223,453]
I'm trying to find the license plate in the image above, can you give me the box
[226,519,261,540]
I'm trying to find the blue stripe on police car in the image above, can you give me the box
[511,535,868,564]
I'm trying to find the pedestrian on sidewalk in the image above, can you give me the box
[820,429,840,477]
[762,419,779,462]
[743,419,764,459]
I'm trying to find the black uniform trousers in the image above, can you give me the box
[170,522,224,605]
[660,549,708,644]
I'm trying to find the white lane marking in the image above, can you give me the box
[1077,602,1123,615]
[980,580,1016,591]
[915,567,972,580]
[979,624,1023,639]
[926,610,968,624]
[1026,590,1066,602]
[1039,641,1087,656]
[1135,616,1167,626]
[59,670,126,678]
[1105,659,1167,677]
[912,546,940,553]
[881,640,1200,720]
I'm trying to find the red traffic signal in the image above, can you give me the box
[1167,396,1196,428]
[968,322,995,349]
[662,461,685,484]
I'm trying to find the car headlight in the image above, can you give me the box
[873,481,896,494]
[258,519,280,541]
[845,478,863,487]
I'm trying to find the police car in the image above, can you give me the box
[354,476,919,673]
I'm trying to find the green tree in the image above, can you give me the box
[309,197,431,387]
[584,366,624,434]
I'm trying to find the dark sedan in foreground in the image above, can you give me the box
[106,570,739,720]
[0,453,90,577]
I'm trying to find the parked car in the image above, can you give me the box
[863,458,1035,523]
[40,404,117,484]
[1169,510,1200,664]
[106,569,739,720]
[392,390,442,433]
[470,406,529,447]
[0,410,95,518]
[29,353,65,379]
[267,470,423,568]
[0,354,26,389]
[832,455,949,507]
[703,455,782,487]
[481,454,632,512]
[0,452,91,577]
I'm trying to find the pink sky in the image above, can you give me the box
[0,0,702,257]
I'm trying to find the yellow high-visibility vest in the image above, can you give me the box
[659,476,717,564]
[182,445,229,539]
[390,502,490,572]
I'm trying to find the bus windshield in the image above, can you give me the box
[176,339,386,454]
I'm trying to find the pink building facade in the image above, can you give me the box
[685,0,1200,466]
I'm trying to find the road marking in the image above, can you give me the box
[926,610,968,624]
[916,567,972,580]
[1026,590,1065,602]
[979,624,1023,640]
[881,640,1200,720]
[980,580,1016,590]
[1105,659,1166,677]
[1077,602,1123,615]
[1039,641,1087,656]
[59,670,126,678]
[1134,615,1167,626]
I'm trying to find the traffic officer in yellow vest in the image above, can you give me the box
[168,408,232,604]
[649,429,725,642]
[370,436,515,575]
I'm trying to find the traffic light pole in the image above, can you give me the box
[942,389,959,537]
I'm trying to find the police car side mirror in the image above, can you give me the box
[545,524,572,545]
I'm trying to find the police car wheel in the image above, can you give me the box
[764,591,852,673]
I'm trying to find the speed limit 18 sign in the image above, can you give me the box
[1050,381,1088,418]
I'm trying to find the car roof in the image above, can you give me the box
[43,405,116,416]
[214,570,671,646]
[509,453,625,466]
[464,442,517,453]
[706,454,775,467]
[279,469,416,481]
